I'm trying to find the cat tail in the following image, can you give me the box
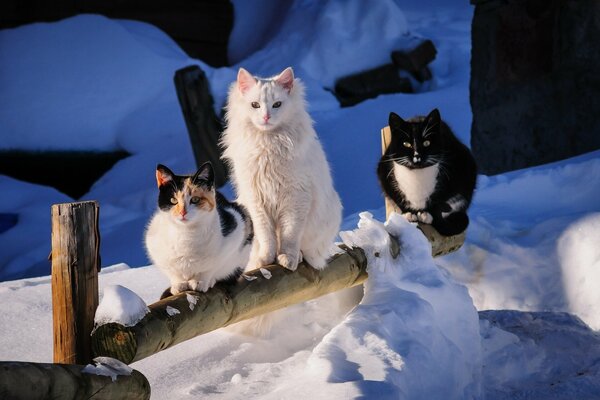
[431,211,469,237]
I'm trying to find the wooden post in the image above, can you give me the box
[381,126,466,256]
[51,201,100,364]
[0,361,150,400]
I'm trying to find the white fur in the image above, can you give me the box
[393,163,439,210]
[442,194,466,218]
[221,67,342,271]
[145,201,250,294]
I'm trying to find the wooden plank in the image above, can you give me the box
[51,201,100,364]
[0,361,150,400]
[381,126,466,256]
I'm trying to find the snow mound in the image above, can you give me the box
[480,310,600,399]
[275,212,482,398]
[82,356,133,382]
[94,284,149,327]
[558,213,600,330]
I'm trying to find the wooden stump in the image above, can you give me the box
[51,201,100,364]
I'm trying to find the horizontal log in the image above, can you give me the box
[92,223,462,364]
[0,361,150,400]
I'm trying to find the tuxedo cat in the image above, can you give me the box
[221,67,342,271]
[145,162,253,296]
[377,109,477,236]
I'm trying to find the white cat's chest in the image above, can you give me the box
[393,163,439,209]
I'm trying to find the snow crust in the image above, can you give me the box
[94,284,149,327]
[82,356,133,382]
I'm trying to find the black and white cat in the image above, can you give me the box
[377,109,477,236]
[145,162,253,296]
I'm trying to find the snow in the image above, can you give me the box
[166,306,181,317]
[82,356,134,382]
[259,268,272,280]
[94,284,149,327]
[1,0,600,398]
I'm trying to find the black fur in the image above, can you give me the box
[377,109,477,236]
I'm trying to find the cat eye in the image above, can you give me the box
[423,140,431,147]
[190,196,201,205]
[251,102,260,108]
[403,142,412,148]
[170,198,178,205]
[272,101,282,108]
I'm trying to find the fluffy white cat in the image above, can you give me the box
[221,67,342,271]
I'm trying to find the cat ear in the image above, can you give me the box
[388,112,407,129]
[156,164,174,188]
[275,67,294,92]
[425,108,441,125]
[237,68,257,95]
[192,162,214,188]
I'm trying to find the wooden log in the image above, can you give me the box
[174,65,228,187]
[51,201,100,364]
[92,226,461,364]
[0,361,150,400]
[380,126,466,257]
[92,246,367,364]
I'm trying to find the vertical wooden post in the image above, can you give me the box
[51,201,100,364]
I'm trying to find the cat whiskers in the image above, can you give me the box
[422,121,439,139]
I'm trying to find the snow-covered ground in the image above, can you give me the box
[1,0,600,399]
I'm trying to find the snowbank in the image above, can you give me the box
[94,284,149,327]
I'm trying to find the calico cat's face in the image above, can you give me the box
[388,109,444,169]
[236,67,295,131]
[155,162,216,225]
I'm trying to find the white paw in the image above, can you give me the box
[170,281,189,295]
[277,253,299,271]
[417,211,433,224]
[188,278,216,293]
[402,212,418,222]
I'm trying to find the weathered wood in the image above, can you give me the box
[51,201,100,364]
[0,361,150,400]
[92,246,368,364]
[381,126,466,257]
[174,65,228,187]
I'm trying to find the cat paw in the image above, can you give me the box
[417,211,433,224]
[402,212,418,222]
[170,281,190,295]
[277,253,299,271]
[188,278,216,293]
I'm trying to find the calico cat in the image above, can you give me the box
[221,67,342,271]
[377,109,477,236]
[145,162,253,296]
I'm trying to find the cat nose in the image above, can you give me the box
[263,114,270,122]
[180,208,187,216]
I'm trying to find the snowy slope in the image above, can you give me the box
[1,0,600,399]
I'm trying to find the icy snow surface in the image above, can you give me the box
[82,356,134,382]
[1,0,600,399]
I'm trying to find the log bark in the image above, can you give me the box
[92,246,367,364]
[51,201,100,364]
[0,361,150,400]
[380,126,466,257]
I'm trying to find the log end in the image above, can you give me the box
[91,323,138,365]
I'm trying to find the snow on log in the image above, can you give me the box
[0,360,150,400]
[91,229,461,364]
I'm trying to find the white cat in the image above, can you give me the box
[221,67,342,271]
[145,162,253,296]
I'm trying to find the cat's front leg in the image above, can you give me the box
[246,208,277,269]
[277,198,310,271]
